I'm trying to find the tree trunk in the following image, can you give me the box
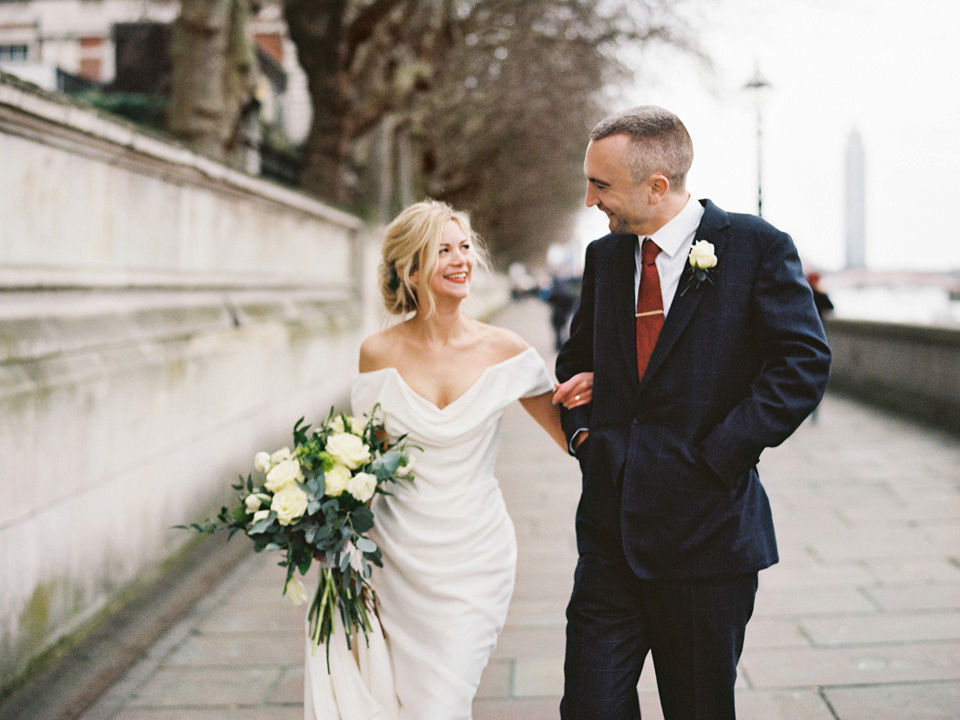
[167,0,257,169]
[283,0,353,203]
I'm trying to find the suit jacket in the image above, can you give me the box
[557,199,831,579]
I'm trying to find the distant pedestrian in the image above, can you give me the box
[806,271,833,423]
[807,271,834,319]
[543,275,580,351]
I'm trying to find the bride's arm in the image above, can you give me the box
[520,372,593,451]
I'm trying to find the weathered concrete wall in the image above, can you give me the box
[825,317,960,433]
[0,71,368,690]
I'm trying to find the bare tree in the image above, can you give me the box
[282,0,457,203]
[281,0,703,257]
[167,0,260,168]
[416,0,704,260]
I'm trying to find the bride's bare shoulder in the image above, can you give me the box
[359,324,410,372]
[475,323,530,362]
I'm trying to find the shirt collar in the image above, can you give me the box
[642,194,705,259]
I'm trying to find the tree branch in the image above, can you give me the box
[347,0,406,66]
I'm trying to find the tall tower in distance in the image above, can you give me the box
[845,128,867,268]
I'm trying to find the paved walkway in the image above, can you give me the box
[79,299,960,720]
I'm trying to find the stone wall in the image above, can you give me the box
[0,71,368,690]
[825,317,960,433]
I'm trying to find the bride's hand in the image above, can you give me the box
[552,372,593,409]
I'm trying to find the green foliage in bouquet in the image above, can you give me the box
[182,404,415,669]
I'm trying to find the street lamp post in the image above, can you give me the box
[743,66,772,218]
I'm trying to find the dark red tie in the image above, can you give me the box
[636,238,664,380]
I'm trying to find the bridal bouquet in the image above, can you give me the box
[183,405,415,667]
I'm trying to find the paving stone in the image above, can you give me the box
[164,632,304,667]
[742,619,809,650]
[824,681,960,720]
[512,656,563,697]
[503,598,567,627]
[113,709,302,720]
[864,583,960,612]
[476,659,512,699]
[807,528,941,562]
[865,558,960,585]
[759,563,874,589]
[493,625,567,658]
[733,688,838,720]
[128,667,282,707]
[473,696,559,720]
[194,603,304,635]
[802,611,960,646]
[753,587,877,617]
[742,642,960,688]
[266,666,303,704]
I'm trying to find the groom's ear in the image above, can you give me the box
[648,175,670,203]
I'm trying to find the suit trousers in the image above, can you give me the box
[560,552,758,720]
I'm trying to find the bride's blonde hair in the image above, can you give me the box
[379,200,488,317]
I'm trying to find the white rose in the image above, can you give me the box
[244,493,270,513]
[254,451,272,475]
[265,458,303,492]
[688,240,718,270]
[347,472,377,503]
[395,456,415,477]
[346,416,365,436]
[270,447,292,464]
[271,484,309,525]
[324,464,351,497]
[326,432,371,470]
[285,576,308,606]
[251,509,271,523]
[329,415,363,434]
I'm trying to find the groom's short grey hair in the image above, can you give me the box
[590,106,693,189]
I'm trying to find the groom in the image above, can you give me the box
[553,106,831,719]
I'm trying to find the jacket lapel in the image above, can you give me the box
[636,200,730,396]
[612,233,640,388]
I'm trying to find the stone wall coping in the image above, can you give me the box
[0,69,362,231]
[825,317,960,347]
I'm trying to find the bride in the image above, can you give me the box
[304,200,592,719]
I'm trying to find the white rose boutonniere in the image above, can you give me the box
[681,240,718,296]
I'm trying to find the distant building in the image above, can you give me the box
[0,0,312,143]
[845,128,867,269]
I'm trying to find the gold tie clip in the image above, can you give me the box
[635,310,665,318]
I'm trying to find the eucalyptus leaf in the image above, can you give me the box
[248,514,276,534]
[355,537,377,553]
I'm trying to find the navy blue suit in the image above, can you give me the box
[557,200,830,719]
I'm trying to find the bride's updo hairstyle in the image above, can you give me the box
[379,199,488,317]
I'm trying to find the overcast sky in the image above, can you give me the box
[575,0,960,272]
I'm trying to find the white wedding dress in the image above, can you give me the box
[304,347,554,720]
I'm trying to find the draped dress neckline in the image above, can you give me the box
[359,346,540,414]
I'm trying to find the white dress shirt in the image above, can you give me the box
[634,195,705,317]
